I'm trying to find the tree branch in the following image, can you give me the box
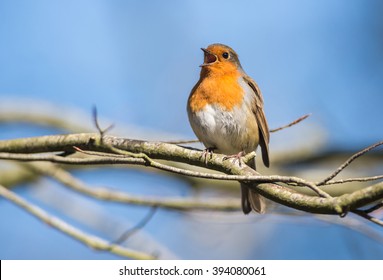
[23,162,242,211]
[318,141,383,186]
[352,210,383,227]
[0,183,155,260]
[112,206,158,245]
[0,134,382,217]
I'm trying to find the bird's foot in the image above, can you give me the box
[223,151,246,167]
[202,147,216,164]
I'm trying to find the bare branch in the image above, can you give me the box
[363,202,383,214]
[0,134,382,215]
[92,106,114,136]
[24,162,242,211]
[0,183,155,259]
[112,206,158,245]
[352,210,383,227]
[322,175,383,185]
[0,149,333,200]
[0,134,383,216]
[270,113,311,133]
[318,141,383,186]
[165,139,200,144]
[0,150,335,188]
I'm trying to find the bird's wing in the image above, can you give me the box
[243,75,270,167]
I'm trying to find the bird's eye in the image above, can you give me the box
[222,52,229,59]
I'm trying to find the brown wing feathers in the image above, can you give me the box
[244,76,270,167]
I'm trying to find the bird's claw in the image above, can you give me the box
[223,151,245,167]
[202,147,216,164]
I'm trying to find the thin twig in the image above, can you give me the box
[322,175,383,185]
[0,183,155,259]
[168,114,311,144]
[0,151,146,165]
[318,141,383,186]
[363,202,383,214]
[25,162,242,211]
[73,146,127,158]
[112,206,158,245]
[87,144,331,197]
[92,106,114,136]
[352,210,383,227]
[0,150,324,186]
[270,113,311,133]
[165,139,200,144]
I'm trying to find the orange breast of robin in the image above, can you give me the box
[189,67,244,112]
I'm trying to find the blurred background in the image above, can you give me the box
[0,0,382,259]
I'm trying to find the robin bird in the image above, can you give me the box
[187,43,270,214]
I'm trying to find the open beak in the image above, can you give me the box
[200,48,217,67]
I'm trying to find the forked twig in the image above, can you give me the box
[318,140,383,186]
[92,106,114,137]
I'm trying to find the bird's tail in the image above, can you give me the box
[240,157,266,214]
